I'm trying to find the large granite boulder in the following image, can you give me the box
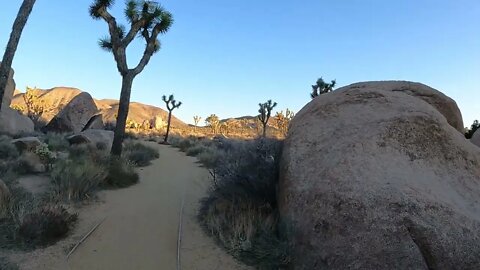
[279,81,480,269]
[346,81,464,132]
[82,114,104,131]
[472,129,480,147]
[0,107,34,136]
[44,92,99,133]
[0,64,34,136]
[0,61,15,108]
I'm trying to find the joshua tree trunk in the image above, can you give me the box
[164,110,172,143]
[111,73,134,156]
[0,0,36,111]
[262,123,267,137]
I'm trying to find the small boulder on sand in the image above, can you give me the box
[67,129,114,151]
[11,136,42,152]
[279,81,480,269]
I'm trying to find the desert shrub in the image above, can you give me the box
[68,144,109,165]
[198,138,289,269]
[51,158,107,201]
[42,133,69,152]
[0,257,19,270]
[185,144,209,157]
[123,140,159,167]
[17,205,77,246]
[34,144,56,170]
[0,140,19,160]
[104,157,139,188]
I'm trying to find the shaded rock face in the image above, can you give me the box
[0,179,10,216]
[472,129,480,147]
[67,130,114,151]
[0,64,34,136]
[44,92,99,133]
[82,114,104,131]
[279,81,480,270]
[0,108,34,136]
[0,61,15,108]
[11,136,42,152]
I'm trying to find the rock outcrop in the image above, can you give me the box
[44,92,99,133]
[0,65,34,136]
[0,61,15,109]
[11,137,42,152]
[279,81,480,269]
[472,129,480,147]
[82,114,104,131]
[67,129,114,151]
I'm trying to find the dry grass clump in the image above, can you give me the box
[123,140,159,167]
[195,138,290,269]
[104,157,139,188]
[50,158,107,201]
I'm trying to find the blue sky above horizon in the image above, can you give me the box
[1,0,478,126]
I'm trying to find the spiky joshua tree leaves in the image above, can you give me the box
[205,114,220,135]
[0,0,36,111]
[311,77,336,99]
[162,94,182,143]
[193,115,201,133]
[89,0,173,156]
[258,100,277,138]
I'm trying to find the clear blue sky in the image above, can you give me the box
[1,0,479,126]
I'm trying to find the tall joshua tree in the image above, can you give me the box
[311,77,336,99]
[162,94,182,143]
[0,0,36,111]
[89,0,173,156]
[258,100,277,138]
[193,115,201,133]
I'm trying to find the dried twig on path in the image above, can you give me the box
[66,217,107,260]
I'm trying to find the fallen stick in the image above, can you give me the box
[67,217,107,260]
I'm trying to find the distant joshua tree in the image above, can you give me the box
[205,114,220,135]
[311,77,336,99]
[193,115,201,133]
[89,0,173,156]
[276,109,294,137]
[0,0,36,111]
[162,94,182,143]
[258,100,277,138]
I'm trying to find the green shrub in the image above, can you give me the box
[104,157,139,188]
[42,133,69,152]
[96,141,107,151]
[198,138,289,269]
[123,141,159,167]
[0,141,19,160]
[185,144,209,157]
[51,158,107,201]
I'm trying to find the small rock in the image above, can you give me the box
[11,136,42,152]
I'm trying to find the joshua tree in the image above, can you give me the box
[193,115,201,133]
[162,94,182,143]
[276,108,295,137]
[311,77,336,99]
[0,0,36,111]
[258,100,277,138]
[205,114,220,135]
[89,0,173,156]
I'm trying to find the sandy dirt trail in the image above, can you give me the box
[65,143,249,270]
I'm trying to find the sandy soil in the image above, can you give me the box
[8,142,249,270]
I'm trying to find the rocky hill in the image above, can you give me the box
[11,87,187,129]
